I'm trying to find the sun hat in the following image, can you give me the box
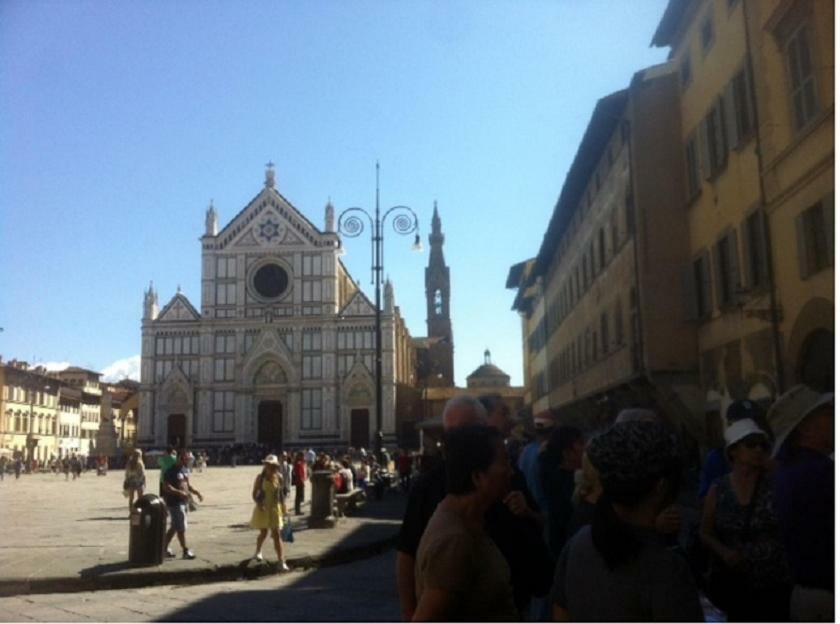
[724,418,768,450]
[533,411,556,430]
[262,454,281,466]
[766,385,834,457]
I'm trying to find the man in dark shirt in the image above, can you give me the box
[770,387,834,621]
[162,449,204,559]
[396,395,552,621]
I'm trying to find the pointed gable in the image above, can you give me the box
[157,293,201,322]
[339,289,376,317]
[213,186,337,253]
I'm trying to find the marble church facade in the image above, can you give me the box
[137,165,415,451]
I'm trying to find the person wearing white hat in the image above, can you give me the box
[250,454,289,571]
[769,386,834,621]
[700,419,791,621]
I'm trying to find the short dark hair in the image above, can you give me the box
[444,425,503,495]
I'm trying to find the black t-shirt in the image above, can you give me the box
[397,462,446,557]
[163,464,189,506]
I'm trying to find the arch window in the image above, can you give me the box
[434,290,444,316]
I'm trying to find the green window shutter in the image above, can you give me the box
[683,265,699,321]
[713,241,726,309]
[702,250,713,317]
[715,98,729,169]
[757,209,770,287]
[724,80,739,149]
[822,192,834,265]
[795,212,811,279]
[740,217,754,290]
[728,229,741,297]
[698,120,712,181]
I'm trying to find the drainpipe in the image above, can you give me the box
[742,2,786,394]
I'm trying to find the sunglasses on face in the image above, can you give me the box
[740,436,769,450]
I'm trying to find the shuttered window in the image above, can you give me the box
[786,23,819,131]
[740,209,769,290]
[714,230,741,309]
[796,194,834,279]
[685,130,701,200]
[686,251,713,320]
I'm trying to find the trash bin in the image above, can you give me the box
[129,494,167,565]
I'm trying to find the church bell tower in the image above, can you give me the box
[424,202,454,386]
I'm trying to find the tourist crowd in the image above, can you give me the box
[399,388,834,622]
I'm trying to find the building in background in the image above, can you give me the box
[138,165,416,451]
[509,0,833,458]
[743,0,834,393]
[652,0,834,448]
[0,359,139,463]
[509,66,702,450]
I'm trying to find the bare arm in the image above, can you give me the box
[396,551,418,621]
[412,587,453,622]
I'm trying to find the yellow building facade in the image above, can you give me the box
[652,0,834,446]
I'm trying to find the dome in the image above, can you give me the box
[466,350,511,388]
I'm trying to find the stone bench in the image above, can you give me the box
[334,488,366,517]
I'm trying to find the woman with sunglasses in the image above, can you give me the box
[700,418,792,621]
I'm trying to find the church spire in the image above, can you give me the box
[424,201,453,385]
[205,199,218,236]
[325,198,335,233]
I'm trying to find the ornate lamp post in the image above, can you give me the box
[337,163,421,464]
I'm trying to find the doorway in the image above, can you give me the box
[258,401,284,452]
[797,329,834,392]
[167,414,186,449]
[350,409,370,450]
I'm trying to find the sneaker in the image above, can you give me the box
[165,548,176,558]
[278,560,290,572]
[183,549,196,560]
[253,553,264,562]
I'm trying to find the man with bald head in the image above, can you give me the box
[396,395,551,620]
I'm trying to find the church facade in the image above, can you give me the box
[137,165,416,451]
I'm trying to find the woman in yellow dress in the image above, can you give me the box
[250,454,289,571]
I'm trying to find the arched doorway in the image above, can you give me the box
[257,401,283,451]
[797,329,834,392]
[167,414,186,448]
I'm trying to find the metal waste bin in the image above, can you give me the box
[129,494,167,565]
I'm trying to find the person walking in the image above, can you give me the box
[292,452,308,515]
[551,420,703,622]
[14,456,22,480]
[250,454,290,571]
[700,418,791,621]
[769,386,834,621]
[280,452,292,505]
[123,449,147,513]
[162,449,204,560]
[158,446,176,496]
[413,424,519,621]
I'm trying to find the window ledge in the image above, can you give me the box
[764,104,834,172]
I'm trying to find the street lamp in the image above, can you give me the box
[337,163,422,465]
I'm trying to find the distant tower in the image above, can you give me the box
[384,278,394,314]
[424,201,454,385]
[205,200,218,236]
[143,281,159,321]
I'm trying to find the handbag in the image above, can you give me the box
[281,516,294,543]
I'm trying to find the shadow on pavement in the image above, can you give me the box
[78,516,129,522]
[79,561,137,578]
[162,549,400,622]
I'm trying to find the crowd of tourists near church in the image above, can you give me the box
[397,388,834,622]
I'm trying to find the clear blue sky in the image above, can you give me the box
[0,0,668,385]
